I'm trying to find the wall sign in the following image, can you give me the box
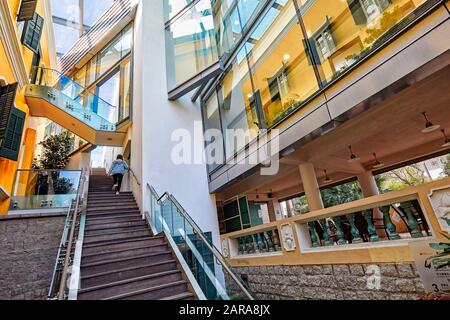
[409,238,450,295]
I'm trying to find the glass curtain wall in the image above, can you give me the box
[299,0,428,83]
[71,24,133,124]
[165,0,219,90]
[202,0,433,173]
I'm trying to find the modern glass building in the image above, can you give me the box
[1,0,450,301]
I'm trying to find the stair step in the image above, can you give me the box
[85,216,144,226]
[87,205,139,213]
[162,292,195,300]
[83,229,152,244]
[89,192,133,196]
[83,236,165,253]
[88,198,136,205]
[81,243,169,264]
[84,225,150,237]
[88,194,136,203]
[81,260,178,288]
[85,220,147,231]
[87,202,138,210]
[103,281,189,300]
[86,213,143,222]
[86,210,141,219]
[78,270,182,300]
[81,251,173,275]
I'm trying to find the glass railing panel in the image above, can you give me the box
[9,170,82,211]
[298,0,429,84]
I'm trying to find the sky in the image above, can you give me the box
[51,0,114,56]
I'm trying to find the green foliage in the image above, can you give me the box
[37,132,74,169]
[378,165,427,192]
[443,155,450,177]
[271,99,303,126]
[321,181,363,208]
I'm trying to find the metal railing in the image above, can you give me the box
[146,183,254,300]
[47,170,88,300]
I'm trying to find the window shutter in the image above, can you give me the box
[0,107,26,161]
[0,83,18,147]
[21,12,44,54]
[347,0,368,25]
[17,0,38,21]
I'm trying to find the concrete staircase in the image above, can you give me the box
[77,172,195,300]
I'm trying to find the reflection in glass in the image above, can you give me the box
[203,92,224,172]
[165,0,218,90]
[299,0,427,83]
[247,0,319,126]
[97,71,121,123]
[218,46,259,160]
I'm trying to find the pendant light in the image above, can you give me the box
[347,145,360,163]
[441,129,450,147]
[421,112,440,133]
[372,153,385,169]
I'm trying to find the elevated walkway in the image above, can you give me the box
[25,68,126,146]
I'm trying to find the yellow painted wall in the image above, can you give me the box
[0,0,55,214]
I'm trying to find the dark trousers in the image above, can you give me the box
[113,174,124,191]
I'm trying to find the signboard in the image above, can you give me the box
[409,239,450,295]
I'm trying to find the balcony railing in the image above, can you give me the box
[221,178,450,265]
[9,170,82,211]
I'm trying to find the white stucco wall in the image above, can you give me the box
[132,0,220,246]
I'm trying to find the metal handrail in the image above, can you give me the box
[47,200,75,299]
[56,170,87,300]
[146,183,254,300]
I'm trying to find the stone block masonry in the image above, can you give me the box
[0,213,66,300]
[227,263,426,300]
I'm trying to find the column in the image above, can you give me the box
[267,199,281,222]
[357,171,387,238]
[299,163,324,211]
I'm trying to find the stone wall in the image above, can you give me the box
[228,263,426,300]
[0,214,66,300]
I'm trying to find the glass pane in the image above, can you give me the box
[299,0,428,84]
[120,59,132,121]
[165,0,219,90]
[10,170,82,210]
[97,71,120,123]
[83,0,114,26]
[212,0,267,60]
[97,37,122,77]
[247,0,319,126]
[164,0,194,21]
[203,92,224,172]
[218,46,259,160]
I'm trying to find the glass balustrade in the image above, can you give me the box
[148,186,253,300]
[9,170,82,211]
[28,67,117,131]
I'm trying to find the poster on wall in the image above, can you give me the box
[409,236,450,295]
[428,186,450,233]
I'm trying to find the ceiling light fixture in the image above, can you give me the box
[347,145,360,163]
[372,153,385,169]
[421,112,440,133]
[324,170,333,183]
[441,129,450,147]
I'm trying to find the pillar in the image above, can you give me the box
[299,163,324,211]
[267,199,281,222]
[357,171,387,238]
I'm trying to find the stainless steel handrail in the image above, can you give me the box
[146,183,253,300]
[56,170,87,300]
